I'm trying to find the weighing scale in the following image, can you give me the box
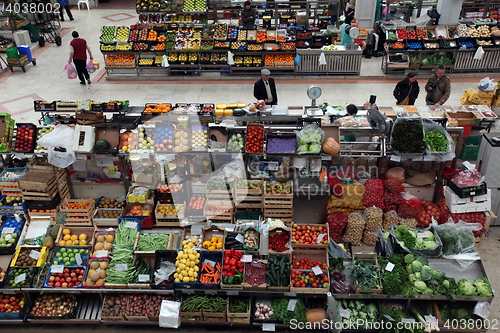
[307,85,322,107]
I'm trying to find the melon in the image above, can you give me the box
[95,139,110,150]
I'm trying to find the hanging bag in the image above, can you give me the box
[64,63,77,79]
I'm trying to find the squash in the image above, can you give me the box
[305,308,327,323]
[322,137,340,155]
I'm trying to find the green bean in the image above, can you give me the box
[136,233,170,251]
[115,219,138,249]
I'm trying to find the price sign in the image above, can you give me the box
[226,290,239,296]
[138,274,150,282]
[75,253,83,266]
[2,227,14,234]
[262,323,275,331]
[190,224,203,235]
[401,318,415,323]
[51,265,64,274]
[204,259,216,267]
[316,233,325,243]
[204,289,217,295]
[424,316,437,323]
[116,264,128,271]
[235,234,245,243]
[241,255,252,262]
[14,273,26,284]
[29,250,41,260]
[312,266,323,275]
[390,155,402,162]
[385,262,395,272]
[125,221,138,229]
[95,250,109,258]
[339,308,350,319]
[287,299,297,311]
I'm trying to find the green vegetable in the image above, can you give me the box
[181,295,227,313]
[338,300,378,329]
[228,297,250,313]
[350,259,380,291]
[391,119,425,154]
[297,145,308,153]
[474,278,493,297]
[457,278,476,296]
[424,130,448,152]
[395,225,417,249]
[115,219,139,249]
[378,254,413,295]
[106,248,136,284]
[136,233,170,251]
[414,280,427,292]
[270,298,307,324]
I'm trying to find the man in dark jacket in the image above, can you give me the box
[241,1,256,29]
[393,71,420,105]
[425,65,451,106]
[254,69,278,105]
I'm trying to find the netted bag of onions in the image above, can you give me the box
[383,210,401,231]
[341,213,366,246]
[364,206,383,231]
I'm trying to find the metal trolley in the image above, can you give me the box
[32,11,62,46]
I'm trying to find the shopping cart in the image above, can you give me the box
[0,54,37,72]
[32,12,62,46]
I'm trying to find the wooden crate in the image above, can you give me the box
[127,253,154,289]
[291,224,329,249]
[125,294,151,320]
[263,181,293,198]
[234,179,263,196]
[263,197,293,209]
[352,252,382,294]
[235,197,263,209]
[93,208,122,226]
[27,156,59,172]
[56,225,96,247]
[60,198,95,225]
[203,310,227,322]
[180,311,203,322]
[204,200,234,222]
[226,298,251,323]
[155,203,185,221]
[19,170,57,192]
[21,182,58,201]
[133,231,172,254]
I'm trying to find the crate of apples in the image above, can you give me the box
[291,224,329,247]
[245,124,264,153]
[45,267,85,288]
[0,294,24,317]
[187,196,205,213]
[14,123,36,153]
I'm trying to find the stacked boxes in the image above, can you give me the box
[461,87,497,106]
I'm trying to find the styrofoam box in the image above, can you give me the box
[443,186,491,214]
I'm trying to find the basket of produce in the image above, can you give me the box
[390,224,443,258]
[390,117,426,157]
[405,39,423,50]
[422,118,455,161]
[26,293,77,319]
[388,40,406,50]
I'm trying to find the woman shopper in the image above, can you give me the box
[68,31,93,85]
[393,71,420,105]
[57,0,74,22]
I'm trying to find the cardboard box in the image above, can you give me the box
[443,186,491,214]
[73,125,95,153]
[445,112,480,126]
[94,124,120,154]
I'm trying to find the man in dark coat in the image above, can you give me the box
[253,69,278,105]
[241,1,257,29]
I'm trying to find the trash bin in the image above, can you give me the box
[17,45,32,62]
[5,47,19,59]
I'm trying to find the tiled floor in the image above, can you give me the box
[0,6,500,331]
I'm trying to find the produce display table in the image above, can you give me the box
[295,48,363,75]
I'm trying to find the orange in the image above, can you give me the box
[62,228,71,235]
[63,234,71,241]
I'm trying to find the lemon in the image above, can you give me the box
[176,267,182,273]
[189,254,195,261]
[183,276,190,282]
[181,270,188,277]
[195,253,200,258]
[178,251,184,256]
[183,254,188,259]
[175,278,181,282]
[179,264,186,270]
[194,266,199,272]
[174,273,179,279]
[182,240,188,246]
[180,259,187,264]
[195,259,200,264]
[191,238,197,243]
[63,234,71,241]
[62,228,71,235]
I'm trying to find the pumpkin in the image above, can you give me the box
[322,137,340,155]
[305,308,327,323]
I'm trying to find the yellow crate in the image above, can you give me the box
[477,88,496,98]
[467,87,476,99]
[10,246,49,268]
[478,97,493,106]
[460,91,469,104]
[469,94,482,104]
[493,97,500,107]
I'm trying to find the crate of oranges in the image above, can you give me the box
[155,203,185,226]
[60,198,95,226]
[56,226,96,247]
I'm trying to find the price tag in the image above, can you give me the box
[2,290,16,295]
[339,308,350,319]
[95,250,109,258]
[235,234,245,243]
[316,233,325,243]
[125,221,138,229]
[204,289,217,295]
[385,262,395,272]
[77,154,87,160]
[190,224,203,235]
[29,250,41,260]
[401,318,415,323]
[226,290,239,296]
[13,153,25,159]
[384,314,395,321]
[75,253,83,266]
[284,292,296,297]
[2,227,14,234]
[116,264,128,271]
[287,299,297,311]
[424,315,437,323]
[390,155,402,162]
[204,259,216,267]
[417,231,430,238]
[51,265,64,273]
[14,273,26,284]
[262,323,275,331]
[241,255,252,262]
[183,289,195,294]
[312,266,323,275]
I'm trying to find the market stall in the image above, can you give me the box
[0,99,496,330]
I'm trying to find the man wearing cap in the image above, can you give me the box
[254,69,278,105]
[241,1,257,29]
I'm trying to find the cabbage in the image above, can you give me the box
[297,145,309,153]
[474,278,493,297]
[457,278,476,296]
[414,281,427,292]
[308,144,321,153]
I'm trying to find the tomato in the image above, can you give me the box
[291,274,296,279]
[294,282,301,287]
[312,283,318,288]
[308,272,314,278]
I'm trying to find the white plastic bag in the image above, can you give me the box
[159,300,181,328]
[479,77,495,91]
[319,52,327,66]
[227,51,234,65]
[161,55,169,67]
[474,46,485,60]
[37,125,76,168]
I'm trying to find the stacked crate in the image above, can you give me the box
[263,181,294,224]
[55,168,70,200]
[18,170,58,201]
[460,87,497,106]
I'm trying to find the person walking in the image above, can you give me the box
[253,69,278,105]
[241,1,257,29]
[68,31,93,85]
[57,0,74,22]
[393,71,420,105]
[425,65,451,106]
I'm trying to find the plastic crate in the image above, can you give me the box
[0,167,27,182]
[460,135,482,161]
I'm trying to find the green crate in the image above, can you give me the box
[460,135,482,161]
[5,47,19,59]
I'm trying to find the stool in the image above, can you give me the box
[78,0,90,10]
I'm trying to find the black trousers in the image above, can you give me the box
[60,5,73,20]
[73,59,89,82]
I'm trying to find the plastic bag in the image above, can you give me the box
[390,118,426,156]
[398,193,422,219]
[37,125,76,168]
[375,227,394,257]
[383,210,401,231]
[362,179,385,209]
[329,239,351,258]
[433,218,481,256]
[390,224,443,258]
[319,52,327,66]
[450,169,484,188]
[64,63,77,79]
[326,212,348,242]
[364,206,383,231]
[479,77,495,91]
[422,118,456,161]
[159,300,181,328]
[295,124,324,154]
[162,55,169,67]
[341,213,366,246]
[294,54,301,66]
[474,46,485,60]
[384,168,406,185]
[85,59,95,73]
[227,51,234,65]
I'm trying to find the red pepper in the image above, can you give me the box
[236,261,244,268]
[223,264,230,271]
[233,251,243,260]
[229,258,236,266]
